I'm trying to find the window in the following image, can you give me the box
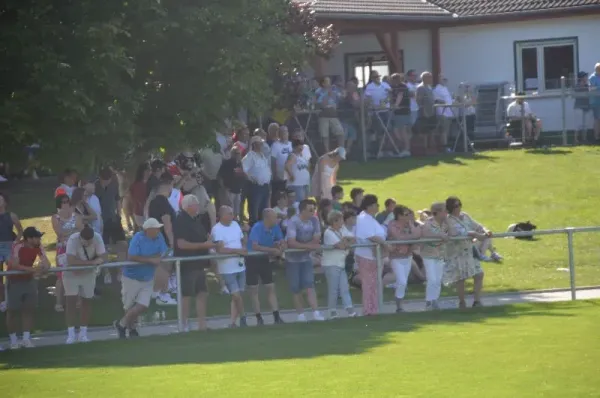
[345,51,404,88]
[514,38,577,92]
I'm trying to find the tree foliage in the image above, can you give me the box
[0,0,339,171]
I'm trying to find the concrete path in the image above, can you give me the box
[3,287,599,349]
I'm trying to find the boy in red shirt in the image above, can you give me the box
[6,227,50,349]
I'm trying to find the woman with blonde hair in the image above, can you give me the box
[444,196,490,308]
[322,210,357,318]
[420,202,449,310]
[311,147,346,201]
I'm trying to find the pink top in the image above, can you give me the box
[387,220,420,258]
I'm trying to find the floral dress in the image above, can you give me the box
[443,212,483,285]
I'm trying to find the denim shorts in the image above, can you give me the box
[285,260,314,294]
[0,241,12,262]
[222,271,246,294]
[342,122,357,140]
[392,114,412,128]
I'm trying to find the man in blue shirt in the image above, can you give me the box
[113,218,168,339]
[589,63,600,142]
[246,208,285,325]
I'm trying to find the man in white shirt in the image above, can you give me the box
[64,226,107,344]
[270,125,292,203]
[405,69,420,126]
[242,135,272,225]
[212,206,248,327]
[433,74,454,149]
[506,93,542,142]
[364,71,391,109]
[83,181,103,234]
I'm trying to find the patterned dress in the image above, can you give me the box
[443,212,483,285]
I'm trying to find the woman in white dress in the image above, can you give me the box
[311,147,346,201]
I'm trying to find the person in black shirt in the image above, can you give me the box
[147,175,177,306]
[350,187,364,214]
[146,159,166,198]
[218,145,245,220]
[390,73,413,157]
[174,194,218,331]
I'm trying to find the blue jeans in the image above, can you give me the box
[323,266,353,311]
[248,183,269,225]
[288,185,309,202]
[285,260,314,294]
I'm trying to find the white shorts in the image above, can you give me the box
[62,271,97,299]
[121,276,153,310]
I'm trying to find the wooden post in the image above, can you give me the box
[430,27,441,85]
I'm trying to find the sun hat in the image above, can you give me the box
[143,218,164,230]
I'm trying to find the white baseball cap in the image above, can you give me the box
[334,147,346,160]
[143,218,164,230]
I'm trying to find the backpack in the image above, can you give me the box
[507,221,537,240]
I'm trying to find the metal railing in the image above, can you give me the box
[2,226,599,332]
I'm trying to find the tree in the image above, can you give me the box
[0,0,339,172]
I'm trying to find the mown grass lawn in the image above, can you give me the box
[1,300,599,397]
[2,147,600,334]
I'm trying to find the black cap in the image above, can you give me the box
[577,71,588,79]
[23,227,44,239]
[80,225,95,240]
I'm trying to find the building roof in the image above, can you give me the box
[310,0,600,18]
[310,0,450,17]
[429,0,600,17]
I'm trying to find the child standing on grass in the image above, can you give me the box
[321,210,357,319]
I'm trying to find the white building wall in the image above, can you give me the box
[320,30,433,78]
[440,15,600,132]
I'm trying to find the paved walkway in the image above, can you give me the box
[3,288,599,349]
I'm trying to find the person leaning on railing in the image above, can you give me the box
[444,196,490,309]
[354,194,389,315]
[419,202,449,310]
[387,204,421,313]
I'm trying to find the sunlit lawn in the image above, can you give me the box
[1,300,599,397]
[2,146,600,334]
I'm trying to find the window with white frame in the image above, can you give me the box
[515,38,578,92]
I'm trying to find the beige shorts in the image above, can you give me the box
[121,275,153,310]
[318,117,344,138]
[63,271,97,299]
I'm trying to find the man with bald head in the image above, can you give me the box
[246,208,286,325]
[212,205,248,327]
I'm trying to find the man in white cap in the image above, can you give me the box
[114,218,169,339]
[242,135,272,225]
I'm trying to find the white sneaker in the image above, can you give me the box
[399,150,411,158]
[66,335,76,345]
[0,301,6,312]
[9,342,20,350]
[21,339,35,348]
[297,313,307,322]
[156,294,177,306]
[480,255,492,262]
[78,334,90,343]
[347,310,358,318]
[313,311,325,321]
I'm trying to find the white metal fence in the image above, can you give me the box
[2,226,598,332]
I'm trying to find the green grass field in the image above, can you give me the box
[2,147,600,335]
[2,300,599,397]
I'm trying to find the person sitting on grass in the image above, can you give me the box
[114,218,168,339]
[376,198,397,224]
[6,227,50,349]
[331,185,344,212]
[349,187,364,214]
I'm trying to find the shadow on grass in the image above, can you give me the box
[337,153,497,182]
[0,301,587,370]
[525,148,572,155]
